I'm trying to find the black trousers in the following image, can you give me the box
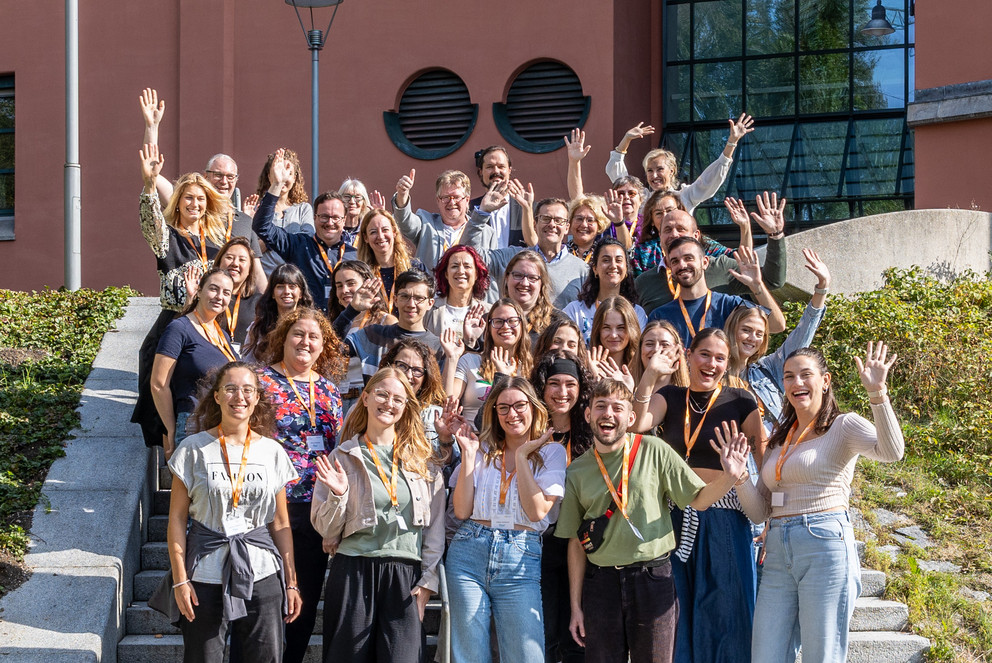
[322,553,424,663]
[179,574,284,663]
[541,530,585,663]
[284,501,330,663]
[580,559,679,663]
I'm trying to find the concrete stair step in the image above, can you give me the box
[148,514,169,542]
[134,570,167,601]
[153,489,172,515]
[159,465,173,490]
[847,631,930,663]
[850,597,909,632]
[119,633,438,662]
[141,541,170,571]
[860,568,886,598]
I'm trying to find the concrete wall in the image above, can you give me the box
[782,209,992,295]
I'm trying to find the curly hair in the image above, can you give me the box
[258,307,346,381]
[479,377,549,473]
[481,299,534,383]
[530,350,595,457]
[189,362,276,437]
[434,245,490,300]
[243,263,314,358]
[766,347,841,450]
[590,296,641,369]
[341,367,434,479]
[501,251,555,335]
[164,173,232,247]
[327,260,392,326]
[639,189,684,245]
[356,209,413,278]
[256,148,308,205]
[380,338,445,407]
[577,237,639,307]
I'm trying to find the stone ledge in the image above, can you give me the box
[908,79,992,126]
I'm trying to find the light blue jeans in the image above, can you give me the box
[752,511,862,663]
[446,520,545,663]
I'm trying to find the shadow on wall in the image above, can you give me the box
[780,209,992,296]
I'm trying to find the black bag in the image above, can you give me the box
[576,435,642,554]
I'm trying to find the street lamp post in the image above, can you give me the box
[285,0,344,195]
[65,0,81,290]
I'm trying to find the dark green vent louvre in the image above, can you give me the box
[504,62,587,142]
[397,70,474,150]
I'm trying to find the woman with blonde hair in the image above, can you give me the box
[356,208,424,312]
[501,250,557,338]
[339,177,373,245]
[253,148,314,276]
[447,377,567,662]
[565,194,610,263]
[311,367,445,663]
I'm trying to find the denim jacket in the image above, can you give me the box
[746,302,825,431]
[310,435,446,591]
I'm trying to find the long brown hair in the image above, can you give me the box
[356,209,413,276]
[724,306,771,379]
[480,377,549,473]
[501,251,555,335]
[259,307,346,381]
[164,172,231,247]
[766,348,841,450]
[533,316,590,368]
[590,296,641,368]
[481,299,534,383]
[340,368,434,479]
[380,339,445,407]
[630,320,689,387]
[179,267,234,317]
[190,362,276,436]
[256,148,308,205]
[328,260,391,325]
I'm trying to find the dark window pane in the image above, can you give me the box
[0,134,12,170]
[661,131,689,179]
[686,128,732,185]
[693,61,742,121]
[0,172,13,211]
[0,96,12,130]
[666,65,691,123]
[795,200,851,222]
[900,129,914,194]
[844,118,903,196]
[747,57,796,117]
[747,0,795,55]
[800,53,850,113]
[854,48,905,110]
[907,48,915,103]
[732,123,795,200]
[693,0,742,59]
[798,0,849,50]
[666,3,691,61]
[788,121,848,199]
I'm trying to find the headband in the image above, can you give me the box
[548,357,581,381]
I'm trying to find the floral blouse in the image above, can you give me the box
[258,366,343,503]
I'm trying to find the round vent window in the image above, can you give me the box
[383,69,478,160]
[494,61,591,153]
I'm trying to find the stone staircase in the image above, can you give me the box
[117,454,447,663]
[844,566,930,662]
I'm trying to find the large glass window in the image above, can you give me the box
[0,75,12,241]
[662,0,914,230]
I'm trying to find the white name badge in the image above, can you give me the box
[304,432,325,453]
[491,510,515,531]
[395,513,409,531]
[222,511,250,537]
[324,285,332,301]
[771,492,785,507]
[231,342,242,355]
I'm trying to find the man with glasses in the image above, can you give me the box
[461,197,588,308]
[345,270,441,385]
[392,169,499,269]
[251,150,357,310]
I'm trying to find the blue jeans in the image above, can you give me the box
[752,511,861,663]
[447,520,545,663]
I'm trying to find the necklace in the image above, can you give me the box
[688,390,712,414]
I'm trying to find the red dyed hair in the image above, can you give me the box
[433,245,490,299]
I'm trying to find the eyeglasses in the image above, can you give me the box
[489,316,521,330]
[438,195,467,204]
[341,194,364,202]
[509,271,540,284]
[222,385,257,397]
[371,389,407,408]
[572,215,597,225]
[537,214,569,228]
[392,360,425,380]
[205,170,238,182]
[316,213,346,223]
[396,292,430,306]
[495,400,530,416]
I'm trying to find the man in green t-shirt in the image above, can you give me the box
[555,379,748,663]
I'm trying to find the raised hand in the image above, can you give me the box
[434,396,466,442]
[242,194,259,218]
[491,346,518,376]
[139,143,164,187]
[462,303,488,347]
[710,420,749,479]
[516,428,554,460]
[270,148,294,191]
[183,264,201,299]
[395,169,416,207]
[588,346,611,381]
[440,327,465,360]
[728,246,763,292]
[350,277,383,312]
[604,189,624,225]
[139,88,165,129]
[802,248,830,290]
[644,342,680,378]
[624,122,656,143]
[728,113,755,145]
[723,197,750,228]
[480,180,509,213]
[507,179,535,209]
[370,190,386,211]
[564,128,591,162]
[452,420,480,458]
[854,341,897,394]
[751,191,786,237]
[314,454,349,496]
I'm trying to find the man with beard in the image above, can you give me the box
[634,200,787,315]
[647,236,785,347]
[468,145,528,248]
[554,379,749,663]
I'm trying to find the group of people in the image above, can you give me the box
[132,87,904,663]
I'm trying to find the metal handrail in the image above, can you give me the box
[436,562,451,663]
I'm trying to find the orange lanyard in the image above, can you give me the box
[218,427,252,509]
[499,457,516,507]
[683,385,722,459]
[364,436,399,509]
[593,434,632,519]
[775,420,817,481]
[225,213,233,243]
[566,439,572,466]
[194,311,237,361]
[665,269,681,298]
[678,291,712,341]
[225,292,242,340]
[442,224,467,253]
[315,238,346,273]
[281,362,316,428]
[184,225,209,268]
